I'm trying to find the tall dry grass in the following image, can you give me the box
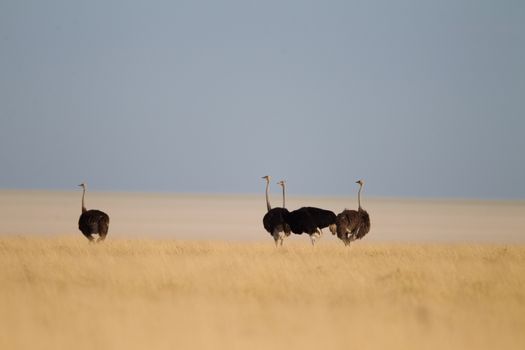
[1,236,524,350]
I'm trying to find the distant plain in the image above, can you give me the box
[1,190,524,242]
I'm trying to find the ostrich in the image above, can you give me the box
[261,176,291,246]
[78,183,110,242]
[286,206,336,246]
[330,179,371,246]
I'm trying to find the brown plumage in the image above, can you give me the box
[78,183,110,242]
[330,180,370,246]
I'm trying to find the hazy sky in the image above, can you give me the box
[1,1,524,199]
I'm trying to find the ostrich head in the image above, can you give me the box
[356,179,364,186]
[262,175,271,182]
[78,183,86,189]
[277,180,285,188]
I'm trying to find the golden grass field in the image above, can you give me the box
[1,238,524,350]
[0,191,524,349]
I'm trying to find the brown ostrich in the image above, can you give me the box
[330,180,370,246]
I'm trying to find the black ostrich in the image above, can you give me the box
[286,206,336,246]
[78,183,110,242]
[261,176,291,246]
[330,180,371,246]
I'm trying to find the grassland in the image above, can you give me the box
[1,236,524,350]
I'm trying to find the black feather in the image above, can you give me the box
[286,207,336,235]
[262,208,291,237]
[78,209,110,242]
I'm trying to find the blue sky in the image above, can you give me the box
[1,1,524,198]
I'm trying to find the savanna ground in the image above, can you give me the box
[1,237,524,350]
[1,191,524,349]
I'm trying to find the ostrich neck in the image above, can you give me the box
[81,188,87,213]
[265,180,271,212]
[357,184,362,210]
[281,185,286,208]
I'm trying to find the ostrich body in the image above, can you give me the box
[261,176,291,246]
[331,180,370,246]
[286,206,336,246]
[78,183,110,242]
